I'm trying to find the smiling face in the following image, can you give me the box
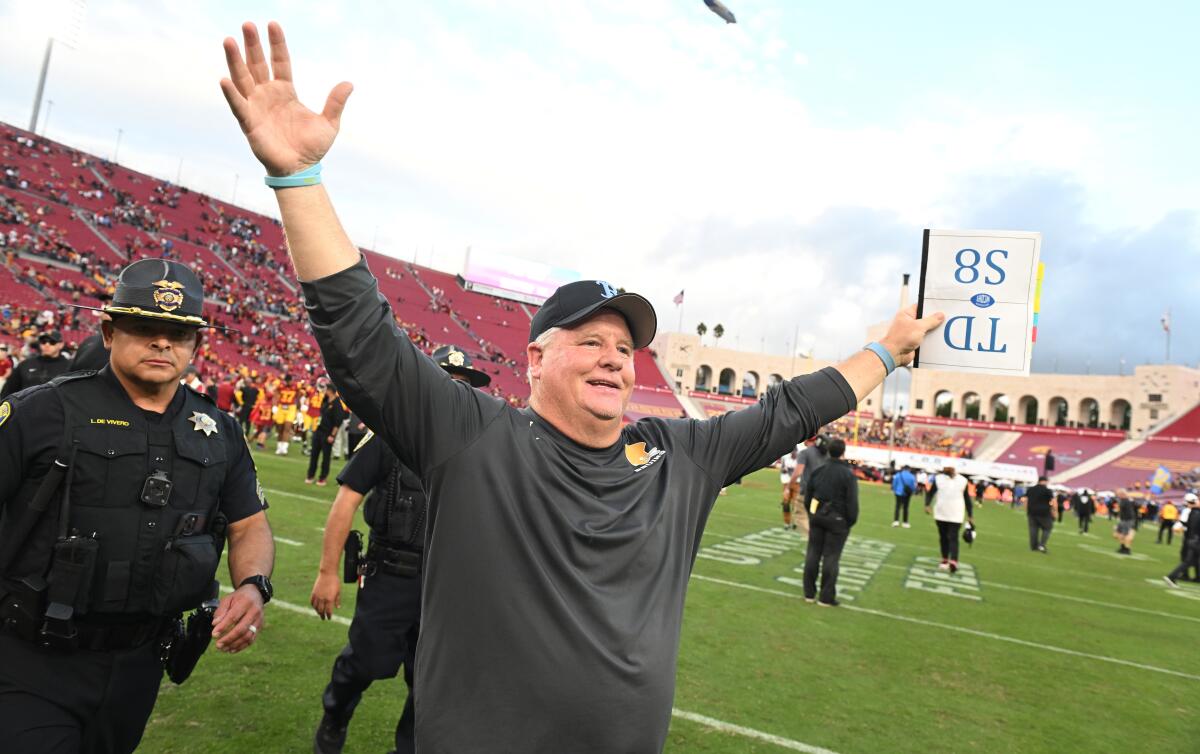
[103,316,202,390]
[527,310,636,446]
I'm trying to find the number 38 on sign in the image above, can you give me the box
[914,229,1042,376]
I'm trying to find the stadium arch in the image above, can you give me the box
[1018,395,1039,425]
[962,391,981,420]
[1079,397,1100,428]
[718,368,737,395]
[767,373,784,389]
[742,371,760,397]
[1109,398,1131,430]
[989,393,1010,422]
[934,390,954,418]
[1048,396,1069,427]
[694,364,712,391]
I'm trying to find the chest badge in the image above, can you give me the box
[189,411,219,437]
[625,441,666,471]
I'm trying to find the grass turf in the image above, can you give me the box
[140,455,1198,753]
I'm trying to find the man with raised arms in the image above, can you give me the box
[219,21,943,753]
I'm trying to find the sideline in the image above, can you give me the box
[690,574,1200,682]
[671,709,838,753]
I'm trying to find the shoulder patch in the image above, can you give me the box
[354,430,375,453]
[0,400,10,429]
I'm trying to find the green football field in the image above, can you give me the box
[140,453,1199,753]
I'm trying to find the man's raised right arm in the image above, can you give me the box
[219,21,356,281]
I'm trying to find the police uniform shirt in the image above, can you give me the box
[335,432,394,496]
[0,368,266,535]
[300,257,856,754]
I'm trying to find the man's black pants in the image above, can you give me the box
[1168,542,1200,582]
[802,517,849,604]
[0,632,162,754]
[1078,514,1091,533]
[892,494,911,523]
[321,552,422,754]
[307,430,335,481]
[1028,515,1054,550]
[936,520,961,562]
[1157,520,1174,545]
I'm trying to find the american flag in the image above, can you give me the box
[673,289,684,306]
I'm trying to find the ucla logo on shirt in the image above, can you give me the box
[625,441,667,472]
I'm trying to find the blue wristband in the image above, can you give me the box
[264,162,322,189]
[863,342,896,375]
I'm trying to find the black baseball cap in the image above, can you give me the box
[432,345,491,388]
[529,280,656,350]
[38,329,63,344]
[75,258,211,328]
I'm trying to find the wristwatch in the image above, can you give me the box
[239,574,274,604]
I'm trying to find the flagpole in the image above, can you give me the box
[677,304,683,334]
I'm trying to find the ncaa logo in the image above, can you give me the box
[596,281,619,299]
[970,293,995,309]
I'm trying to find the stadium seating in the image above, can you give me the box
[1065,438,1200,493]
[0,120,685,419]
[1149,401,1200,440]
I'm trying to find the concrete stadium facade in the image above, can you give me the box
[652,331,1199,439]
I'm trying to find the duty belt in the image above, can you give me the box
[1,614,166,652]
[364,542,421,579]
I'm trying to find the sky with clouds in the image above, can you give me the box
[1,0,1196,374]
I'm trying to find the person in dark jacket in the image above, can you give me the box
[1165,493,1199,586]
[801,438,859,607]
[1024,476,1057,553]
[66,332,110,373]
[0,330,71,398]
[306,383,347,485]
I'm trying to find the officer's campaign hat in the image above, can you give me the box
[530,280,656,350]
[431,345,491,388]
[75,258,212,328]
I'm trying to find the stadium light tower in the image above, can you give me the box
[28,0,87,133]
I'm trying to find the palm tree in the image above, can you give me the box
[713,324,724,345]
[696,322,707,345]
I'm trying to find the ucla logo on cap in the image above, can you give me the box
[970,293,995,309]
[596,281,619,299]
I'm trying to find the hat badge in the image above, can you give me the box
[153,279,186,312]
[448,349,465,367]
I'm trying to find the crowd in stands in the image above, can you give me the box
[826,415,977,458]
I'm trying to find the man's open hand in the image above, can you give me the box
[220,21,353,176]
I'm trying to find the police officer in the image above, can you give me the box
[0,328,72,398]
[310,345,490,754]
[0,258,276,754]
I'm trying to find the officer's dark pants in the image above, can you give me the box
[1168,544,1200,582]
[1157,520,1174,544]
[307,430,335,481]
[892,494,911,523]
[936,520,961,561]
[1078,514,1091,533]
[0,633,162,754]
[321,561,422,754]
[802,517,849,604]
[1028,515,1053,550]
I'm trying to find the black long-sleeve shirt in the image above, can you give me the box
[300,256,856,753]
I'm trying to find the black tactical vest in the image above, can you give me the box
[6,370,230,616]
[362,457,427,550]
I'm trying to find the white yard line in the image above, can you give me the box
[220,585,351,626]
[273,536,304,547]
[264,487,331,504]
[690,574,1200,682]
[671,709,838,753]
[875,563,1200,624]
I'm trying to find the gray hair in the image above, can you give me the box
[527,326,562,383]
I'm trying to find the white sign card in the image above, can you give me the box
[914,229,1041,376]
